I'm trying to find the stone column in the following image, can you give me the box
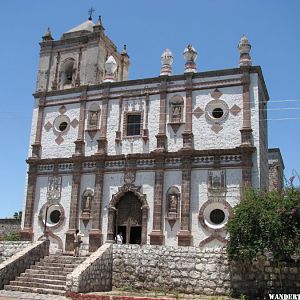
[107,207,116,242]
[155,77,168,151]
[74,88,87,156]
[97,85,109,155]
[89,160,104,252]
[141,205,149,245]
[241,149,253,187]
[177,156,193,246]
[240,67,253,146]
[182,74,194,149]
[20,164,37,241]
[31,97,46,158]
[65,163,82,252]
[149,156,165,245]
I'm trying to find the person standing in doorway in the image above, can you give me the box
[74,229,82,257]
[116,232,123,244]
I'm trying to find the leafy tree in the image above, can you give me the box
[13,211,22,220]
[227,187,300,262]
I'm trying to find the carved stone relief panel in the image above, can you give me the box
[47,176,62,201]
[208,170,226,194]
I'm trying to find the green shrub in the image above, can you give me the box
[3,231,21,241]
[227,187,300,262]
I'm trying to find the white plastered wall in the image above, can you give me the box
[32,175,72,252]
[41,103,80,158]
[193,86,243,150]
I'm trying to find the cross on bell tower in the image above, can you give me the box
[88,7,95,20]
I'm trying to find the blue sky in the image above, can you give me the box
[0,1,299,218]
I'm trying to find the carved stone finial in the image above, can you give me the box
[42,27,54,41]
[238,35,252,67]
[183,44,197,73]
[94,15,105,32]
[104,55,117,82]
[160,48,173,76]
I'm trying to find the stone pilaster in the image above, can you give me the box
[31,97,46,159]
[241,150,253,187]
[74,89,87,156]
[155,77,168,151]
[149,156,165,245]
[97,86,109,155]
[182,74,194,149]
[89,160,104,252]
[240,68,253,146]
[178,156,192,246]
[20,164,38,241]
[107,207,116,242]
[66,163,81,252]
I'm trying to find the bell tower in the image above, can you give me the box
[36,16,130,92]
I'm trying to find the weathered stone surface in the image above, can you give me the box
[0,241,32,263]
[66,243,112,293]
[0,240,49,289]
[112,244,231,295]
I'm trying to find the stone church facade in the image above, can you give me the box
[21,17,270,254]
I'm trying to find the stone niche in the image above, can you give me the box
[166,186,180,228]
[81,188,94,223]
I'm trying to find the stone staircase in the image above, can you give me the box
[4,254,86,296]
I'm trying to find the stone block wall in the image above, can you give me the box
[231,258,300,297]
[112,245,231,295]
[0,240,49,289]
[66,243,113,293]
[0,219,21,239]
[0,241,32,263]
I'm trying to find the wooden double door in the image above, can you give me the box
[115,192,142,244]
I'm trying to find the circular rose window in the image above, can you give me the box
[39,203,65,231]
[205,99,229,123]
[199,200,232,232]
[53,115,70,133]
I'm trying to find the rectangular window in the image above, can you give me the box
[127,114,141,136]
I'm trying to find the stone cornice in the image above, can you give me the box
[27,146,255,174]
[33,66,268,103]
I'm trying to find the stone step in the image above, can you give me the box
[36,261,78,268]
[24,268,70,276]
[4,284,66,296]
[8,280,66,291]
[31,264,74,272]
[14,276,65,286]
[44,255,86,263]
[20,272,67,281]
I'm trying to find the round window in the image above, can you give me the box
[210,209,225,225]
[58,122,68,132]
[212,108,224,119]
[49,210,61,224]
[53,115,70,134]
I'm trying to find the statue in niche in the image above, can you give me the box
[89,111,99,128]
[168,194,178,213]
[171,104,182,122]
[82,192,93,212]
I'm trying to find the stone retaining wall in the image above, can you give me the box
[0,241,32,263]
[112,245,230,295]
[231,257,300,297]
[66,243,113,293]
[0,219,21,239]
[0,239,49,289]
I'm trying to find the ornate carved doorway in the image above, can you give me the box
[107,184,148,244]
[116,192,142,244]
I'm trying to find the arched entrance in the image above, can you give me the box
[116,192,142,244]
[107,184,149,244]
